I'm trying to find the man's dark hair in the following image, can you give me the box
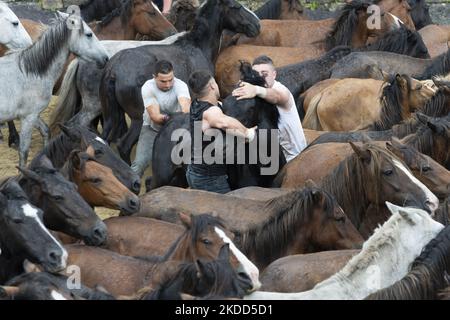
[154,60,173,75]
[188,70,213,97]
[252,55,274,67]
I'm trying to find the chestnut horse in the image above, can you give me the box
[105,185,363,269]
[60,150,140,214]
[302,74,435,131]
[63,213,260,296]
[274,142,439,238]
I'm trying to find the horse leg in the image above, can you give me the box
[7,121,20,149]
[36,117,49,148]
[18,116,37,167]
[117,118,142,165]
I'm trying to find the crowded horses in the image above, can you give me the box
[1,0,450,302]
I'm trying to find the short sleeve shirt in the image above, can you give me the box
[141,77,190,131]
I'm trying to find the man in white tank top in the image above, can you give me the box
[232,55,307,162]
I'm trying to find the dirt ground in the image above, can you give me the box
[0,98,119,220]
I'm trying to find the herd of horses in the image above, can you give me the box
[1,0,450,300]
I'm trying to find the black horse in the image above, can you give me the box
[0,180,66,284]
[407,0,433,30]
[99,0,261,164]
[148,62,285,191]
[79,0,125,23]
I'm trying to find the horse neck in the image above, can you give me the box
[94,15,136,40]
[161,231,196,262]
[372,83,409,130]
[0,233,27,283]
[320,156,368,230]
[234,191,314,269]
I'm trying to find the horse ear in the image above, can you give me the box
[349,142,371,163]
[179,212,192,228]
[387,137,405,150]
[385,201,400,215]
[304,179,318,189]
[425,118,444,134]
[16,166,43,184]
[68,150,84,170]
[218,244,231,261]
[0,286,20,299]
[58,124,81,142]
[395,74,407,88]
[195,259,207,278]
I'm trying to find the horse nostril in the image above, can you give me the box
[48,250,61,264]
[128,197,139,209]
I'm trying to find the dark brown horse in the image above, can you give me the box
[60,150,140,214]
[275,142,439,238]
[131,185,363,269]
[63,213,260,296]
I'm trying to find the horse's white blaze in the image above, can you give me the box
[95,136,106,145]
[0,1,32,49]
[214,226,261,290]
[387,13,402,29]
[51,290,67,300]
[22,204,68,269]
[243,4,260,21]
[392,159,439,213]
[152,2,162,14]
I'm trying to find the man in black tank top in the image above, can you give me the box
[186,70,257,193]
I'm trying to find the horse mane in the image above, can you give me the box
[366,225,450,299]
[320,143,403,229]
[418,87,450,117]
[175,16,209,45]
[391,116,421,138]
[370,74,412,131]
[325,0,369,50]
[254,0,282,19]
[401,123,435,156]
[419,49,450,80]
[96,0,133,30]
[362,25,428,56]
[19,18,76,76]
[234,187,338,267]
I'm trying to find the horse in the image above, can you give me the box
[275,142,439,238]
[60,150,140,213]
[0,1,32,51]
[0,13,109,167]
[99,0,261,163]
[234,1,404,49]
[16,154,108,246]
[0,179,67,284]
[149,62,283,191]
[329,48,450,80]
[245,203,444,299]
[302,74,435,131]
[306,84,450,146]
[254,0,306,20]
[0,18,43,57]
[366,223,450,299]
[1,271,115,300]
[407,0,432,30]
[131,244,253,300]
[79,0,124,23]
[105,185,364,269]
[40,122,141,194]
[216,25,430,98]
[62,213,260,296]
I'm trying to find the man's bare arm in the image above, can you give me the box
[147,103,167,125]
[178,97,191,113]
[203,106,256,139]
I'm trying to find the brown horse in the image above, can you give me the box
[276,139,450,200]
[275,142,439,238]
[60,150,140,214]
[63,213,260,296]
[302,74,435,131]
[234,1,404,49]
[107,186,363,269]
[419,24,450,58]
[259,250,359,293]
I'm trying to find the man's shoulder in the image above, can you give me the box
[273,80,289,92]
[174,78,189,89]
[141,78,156,92]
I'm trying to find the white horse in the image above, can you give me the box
[0,12,109,166]
[0,1,32,50]
[245,202,444,300]
[49,33,187,131]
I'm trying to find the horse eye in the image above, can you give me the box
[336,216,345,223]
[12,217,24,224]
[202,239,212,245]
[90,178,102,184]
[148,11,156,16]
[86,33,93,38]
[52,195,64,201]
[383,169,393,176]
[422,166,431,172]
[94,149,104,156]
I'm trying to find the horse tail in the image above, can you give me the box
[100,68,126,143]
[49,59,80,136]
[302,92,324,131]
